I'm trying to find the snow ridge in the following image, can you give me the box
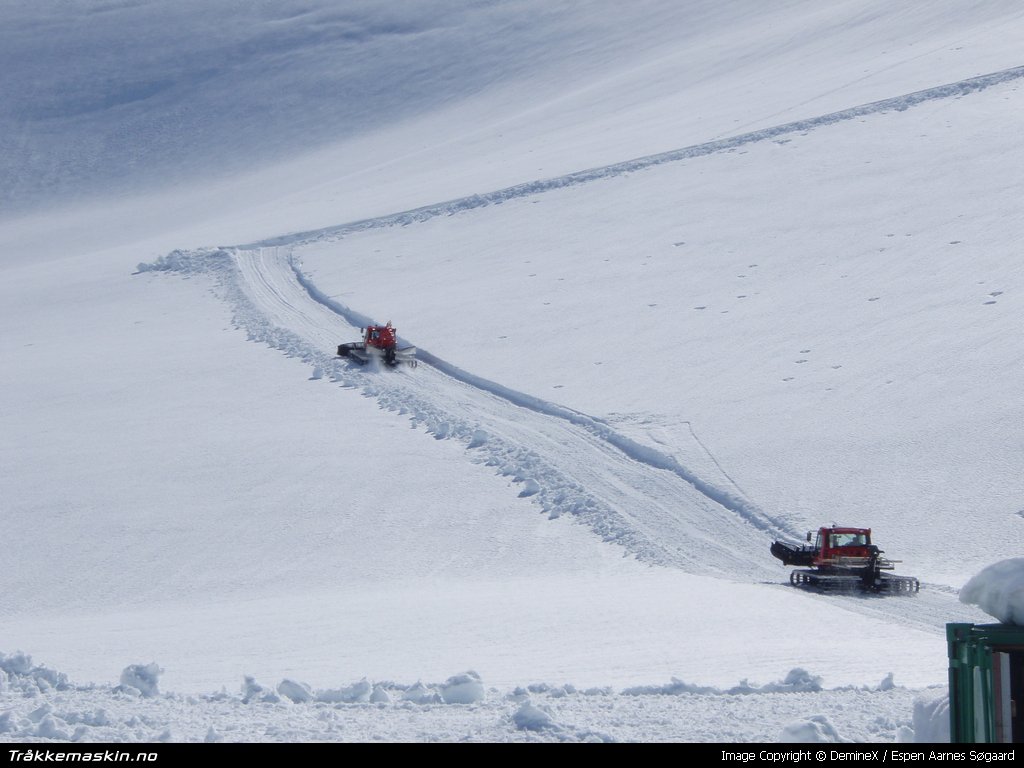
[0,653,930,743]
[239,64,1024,251]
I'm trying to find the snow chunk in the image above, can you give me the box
[28,703,53,723]
[242,675,280,704]
[959,558,1024,624]
[512,701,557,731]
[750,667,823,693]
[518,478,541,497]
[780,714,848,743]
[317,679,372,704]
[136,248,230,275]
[0,652,68,693]
[467,429,489,449]
[36,714,71,741]
[119,663,162,698]
[440,671,485,704]
[0,652,33,676]
[277,678,314,703]
[911,689,950,744]
[402,681,442,705]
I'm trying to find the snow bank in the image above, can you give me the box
[0,652,926,742]
[959,558,1024,625]
[316,679,372,704]
[622,668,823,696]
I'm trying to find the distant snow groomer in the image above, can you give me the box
[337,321,417,368]
[770,526,919,594]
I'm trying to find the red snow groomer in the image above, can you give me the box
[337,321,417,368]
[771,525,919,594]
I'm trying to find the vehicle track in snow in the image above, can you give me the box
[237,64,1024,251]
[139,246,986,632]
[139,66,1019,629]
[238,246,785,581]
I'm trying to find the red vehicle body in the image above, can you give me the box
[771,525,919,593]
[810,527,875,568]
[337,321,417,368]
[364,323,397,351]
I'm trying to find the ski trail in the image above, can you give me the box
[236,64,1024,251]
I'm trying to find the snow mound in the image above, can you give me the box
[119,663,162,698]
[241,675,280,704]
[622,668,822,696]
[911,689,950,744]
[780,714,849,743]
[959,558,1024,624]
[402,681,442,705]
[440,671,485,704]
[276,678,314,703]
[0,652,69,694]
[513,701,557,732]
[317,679,372,704]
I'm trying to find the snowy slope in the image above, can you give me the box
[292,64,1024,590]
[2,0,1022,743]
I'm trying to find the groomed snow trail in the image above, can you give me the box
[138,246,984,633]
[235,246,784,580]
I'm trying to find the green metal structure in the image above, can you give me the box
[947,622,1024,742]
